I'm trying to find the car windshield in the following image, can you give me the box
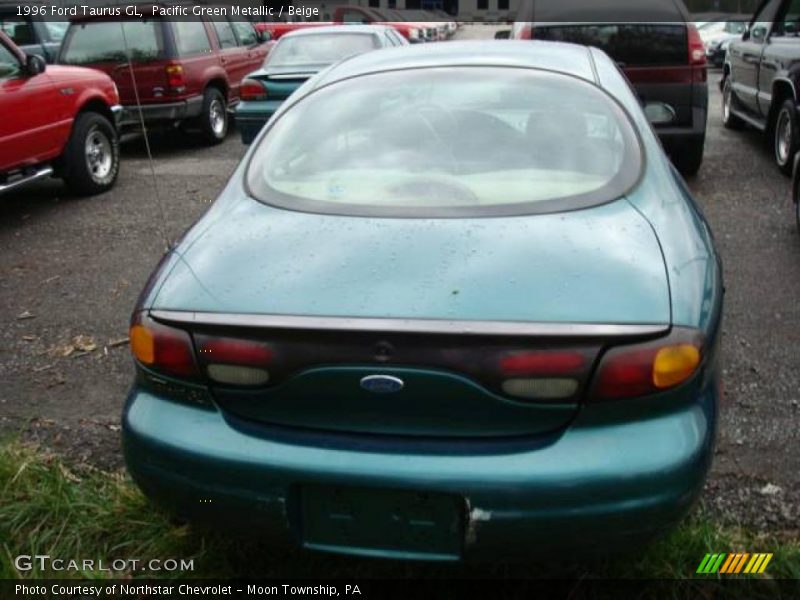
[247,67,642,217]
[61,20,164,65]
[267,33,378,68]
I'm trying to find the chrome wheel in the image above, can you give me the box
[209,98,226,137]
[85,126,113,182]
[776,109,793,166]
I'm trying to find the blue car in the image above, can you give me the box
[235,25,407,144]
[125,41,723,562]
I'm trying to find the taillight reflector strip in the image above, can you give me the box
[240,78,267,101]
[500,350,585,376]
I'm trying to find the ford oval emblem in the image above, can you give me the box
[360,375,405,394]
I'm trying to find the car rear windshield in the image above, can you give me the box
[61,19,164,65]
[534,25,688,66]
[246,67,642,218]
[268,33,378,68]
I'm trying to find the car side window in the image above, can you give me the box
[211,19,237,49]
[773,0,800,36]
[0,41,22,79]
[750,0,784,41]
[231,20,258,46]
[172,18,211,56]
[0,16,36,46]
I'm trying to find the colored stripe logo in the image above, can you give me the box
[697,553,773,574]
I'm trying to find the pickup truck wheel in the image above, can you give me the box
[774,99,798,175]
[672,138,705,177]
[722,78,744,130]
[62,112,120,196]
[200,88,228,145]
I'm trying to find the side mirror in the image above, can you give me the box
[644,101,676,125]
[256,30,271,43]
[25,54,46,76]
[495,30,511,39]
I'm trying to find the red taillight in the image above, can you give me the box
[165,64,186,93]
[520,24,533,40]
[591,328,703,401]
[687,24,707,66]
[130,313,199,379]
[500,350,585,376]
[240,78,267,101]
[197,337,272,365]
[195,335,273,386]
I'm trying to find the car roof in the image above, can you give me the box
[312,41,597,88]
[282,25,393,38]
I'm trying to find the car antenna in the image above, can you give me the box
[119,22,172,251]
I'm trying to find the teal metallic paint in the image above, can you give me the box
[152,196,671,324]
[125,42,724,561]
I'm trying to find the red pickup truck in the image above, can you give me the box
[0,31,121,196]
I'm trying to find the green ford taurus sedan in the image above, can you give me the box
[124,41,723,562]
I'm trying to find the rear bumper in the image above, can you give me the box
[119,96,203,127]
[122,375,718,561]
[234,100,284,144]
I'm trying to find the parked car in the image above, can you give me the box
[701,17,747,67]
[334,5,434,43]
[253,17,333,41]
[236,25,407,144]
[0,7,67,63]
[0,31,120,196]
[123,41,723,560]
[507,0,709,176]
[58,5,270,144]
[723,0,800,174]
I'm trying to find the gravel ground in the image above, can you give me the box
[1,26,798,531]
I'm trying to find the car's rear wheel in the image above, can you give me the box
[199,87,228,145]
[774,99,798,175]
[62,112,120,196]
[722,77,744,130]
[672,138,705,177]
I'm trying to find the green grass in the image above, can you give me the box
[1,441,798,590]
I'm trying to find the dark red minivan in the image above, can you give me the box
[58,5,269,144]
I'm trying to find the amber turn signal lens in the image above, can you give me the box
[653,344,700,388]
[130,324,155,365]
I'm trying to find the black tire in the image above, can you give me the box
[722,77,744,130]
[62,112,120,196]
[199,87,228,145]
[773,98,798,175]
[672,138,705,177]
